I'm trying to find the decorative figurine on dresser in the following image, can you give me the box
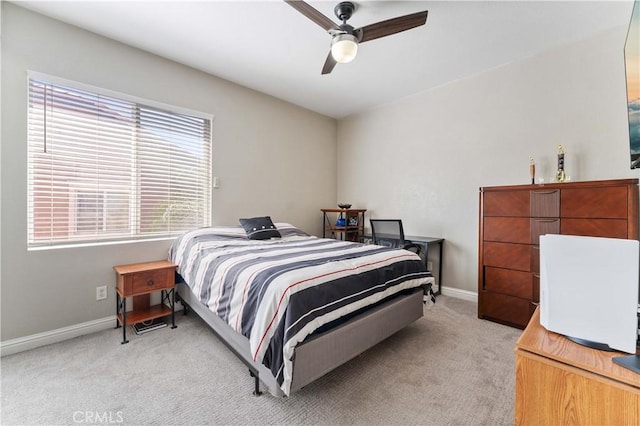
[555,145,567,183]
[529,158,535,184]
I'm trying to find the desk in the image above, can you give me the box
[515,308,640,425]
[363,234,444,295]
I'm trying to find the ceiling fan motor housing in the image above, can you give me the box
[334,2,355,22]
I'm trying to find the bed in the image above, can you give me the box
[168,221,435,397]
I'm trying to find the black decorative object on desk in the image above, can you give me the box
[338,203,352,209]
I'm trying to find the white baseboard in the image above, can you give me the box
[441,287,478,303]
[0,316,116,357]
[0,291,473,357]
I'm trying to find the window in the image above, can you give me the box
[27,75,212,247]
[72,188,130,235]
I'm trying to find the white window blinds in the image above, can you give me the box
[27,77,212,247]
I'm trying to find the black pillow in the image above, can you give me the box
[239,216,281,240]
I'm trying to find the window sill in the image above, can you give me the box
[27,236,177,251]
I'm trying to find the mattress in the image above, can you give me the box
[169,223,434,395]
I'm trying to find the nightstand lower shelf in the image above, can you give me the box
[116,302,173,326]
[115,288,176,344]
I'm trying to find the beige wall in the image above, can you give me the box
[2,1,637,343]
[0,3,337,340]
[337,25,638,295]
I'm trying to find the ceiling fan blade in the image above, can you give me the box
[357,11,428,43]
[284,0,339,32]
[321,51,337,75]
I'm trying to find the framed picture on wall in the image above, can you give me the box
[626,0,640,168]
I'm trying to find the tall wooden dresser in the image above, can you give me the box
[478,178,639,328]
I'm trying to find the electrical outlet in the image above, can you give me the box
[427,261,433,271]
[96,285,107,301]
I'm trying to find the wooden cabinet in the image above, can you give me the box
[478,179,638,328]
[515,309,640,425]
[321,208,366,242]
[114,260,178,344]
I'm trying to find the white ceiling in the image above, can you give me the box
[12,0,635,119]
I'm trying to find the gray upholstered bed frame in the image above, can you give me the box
[177,283,425,397]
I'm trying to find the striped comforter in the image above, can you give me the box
[169,223,434,395]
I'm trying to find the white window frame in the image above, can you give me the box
[27,72,213,249]
[69,185,132,236]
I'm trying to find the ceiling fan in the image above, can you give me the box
[284,1,428,75]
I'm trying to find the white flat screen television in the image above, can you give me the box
[540,234,639,354]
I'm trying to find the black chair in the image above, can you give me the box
[369,219,422,255]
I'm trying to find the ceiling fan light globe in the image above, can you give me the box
[331,34,358,63]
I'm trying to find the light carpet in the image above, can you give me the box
[1,296,522,425]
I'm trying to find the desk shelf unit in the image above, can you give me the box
[322,208,366,242]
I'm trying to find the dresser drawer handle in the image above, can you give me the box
[147,279,155,286]
[533,219,558,223]
[533,190,558,195]
[532,273,540,278]
[531,301,540,306]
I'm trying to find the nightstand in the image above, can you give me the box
[114,260,178,344]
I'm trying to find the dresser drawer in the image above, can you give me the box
[483,190,530,217]
[530,245,540,274]
[484,267,532,299]
[561,218,629,239]
[484,242,531,272]
[530,218,560,244]
[561,186,628,219]
[530,189,559,218]
[484,217,530,243]
[480,292,532,328]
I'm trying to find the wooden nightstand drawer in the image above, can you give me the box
[130,268,172,294]
[115,260,176,297]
